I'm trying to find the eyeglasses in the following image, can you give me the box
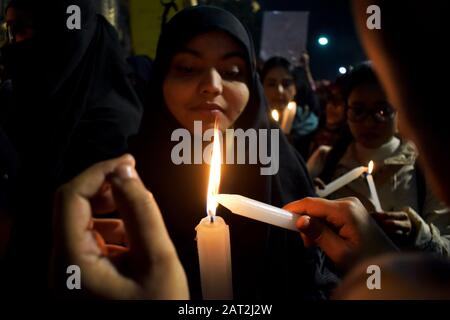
[347,104,396,123]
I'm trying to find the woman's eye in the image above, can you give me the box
[175,65,196,75]
[222,66,242,79]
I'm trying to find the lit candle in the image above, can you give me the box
[316,166,368,198]
[195,124,233,300]
[271,109,280,122]
[280,101,297,134]
[365,160,383,212]
[216,194,299,232]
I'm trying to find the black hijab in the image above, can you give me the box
[1,0,142,295]
[2,0,142,185]
[131,6,327,300]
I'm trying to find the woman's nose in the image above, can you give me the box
[199,68,223,97]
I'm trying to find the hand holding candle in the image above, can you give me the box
[215,161,383,236]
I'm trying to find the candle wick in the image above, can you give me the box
[210,215,215,223]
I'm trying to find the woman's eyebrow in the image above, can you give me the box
[175,49,245,61]
[222,51,246,61]
[176,48,202,58]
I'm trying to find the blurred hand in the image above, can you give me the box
[299,52,311,68]
[51,154,189,299]
[372,211,413,244]
[284,197,398,271]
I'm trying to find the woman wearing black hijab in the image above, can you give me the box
[131,6,334,300]
[0,0,142,294]
[2,0,142,184]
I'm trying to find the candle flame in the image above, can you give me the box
[287,101,296,110]
[206,122,222,218]
[271,109,280,122]
[368,161,374,174]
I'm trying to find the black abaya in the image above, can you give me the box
[0,0,142,295]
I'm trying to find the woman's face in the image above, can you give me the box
[163,31,250,133]
[263,66,297,111]
[347,83,397,148]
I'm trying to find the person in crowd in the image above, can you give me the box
[308,78,351,156]
[306,63,450,255]
[261,56,297,117]
[285,0,450,298]
[261,56,319,159]
[2,0,142,183]
[130,6,334,300]
[0,0,142,295]
[292,55,321,158]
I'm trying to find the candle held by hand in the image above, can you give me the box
[365,161,383,212]
[316,166,367,198]
[216,194,299,232]
[280,101,297,134]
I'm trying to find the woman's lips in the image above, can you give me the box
[191,103,226,116]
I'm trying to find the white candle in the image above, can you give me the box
[196,122,233,300]
[280,101,297,134]
[316,166,367,198]
[196,216,233,300]
[271,109,280,122]
[216,194,299,232]
[366,161,383,212]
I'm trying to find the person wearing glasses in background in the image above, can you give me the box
[307,62,450,256]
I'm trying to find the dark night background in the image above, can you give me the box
[207,0,367,80]
[0,0,367,81]
[261,0,367,80]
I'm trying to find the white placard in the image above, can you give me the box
[260,11,309,65]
